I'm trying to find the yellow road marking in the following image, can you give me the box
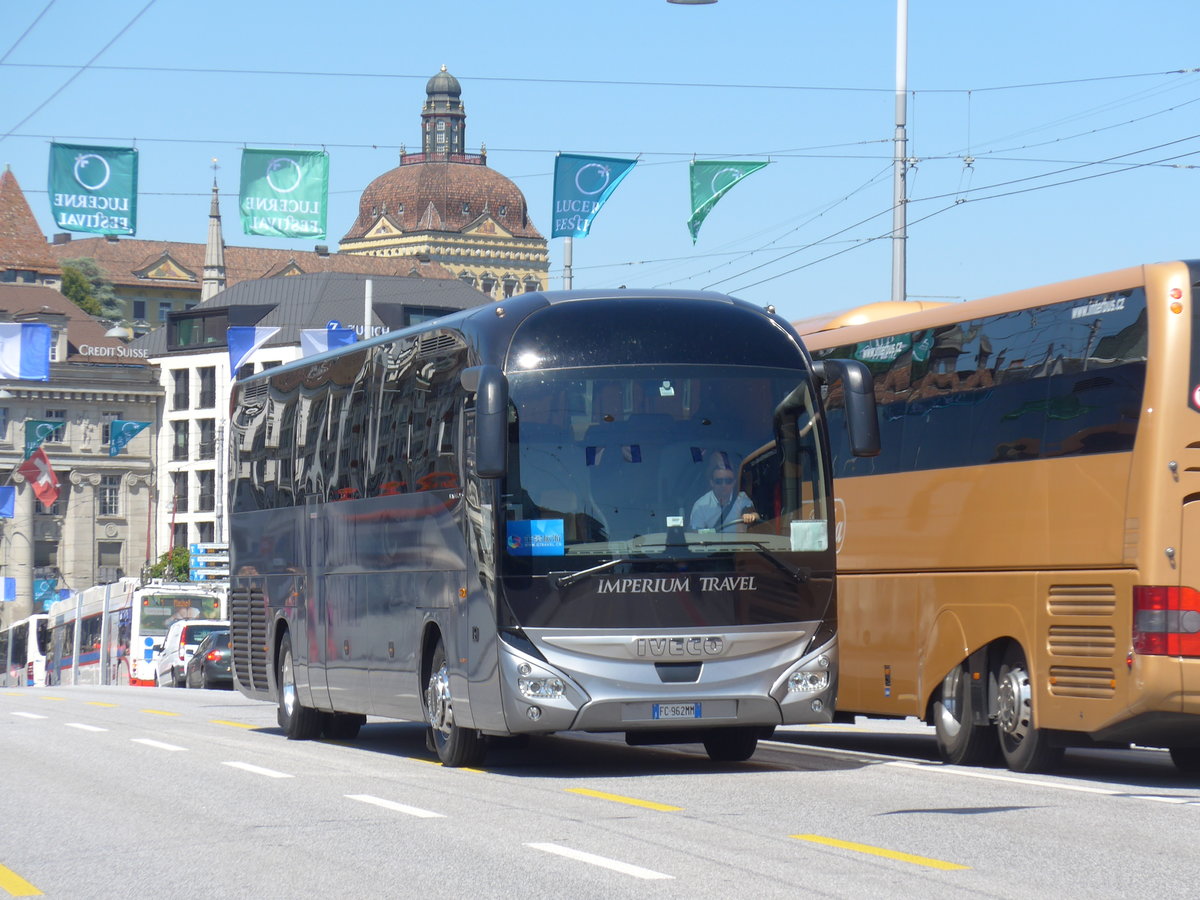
[566,788,682,812]
[210,719,256,729]
[791,834,969,871]
[141,709,180,717]
[0,862,43,896]
[35,696,66,702]
[86,702,117,708]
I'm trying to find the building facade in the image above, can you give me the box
[338,67,550,298]
[0,284,159,625]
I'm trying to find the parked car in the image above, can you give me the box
[185,629,232,690]
[155,619,230,687]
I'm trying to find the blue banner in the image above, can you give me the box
[0,486,13,519]
[109,420,151,457]
[551,153,637,238]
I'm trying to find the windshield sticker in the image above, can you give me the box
[507,519,565,556]
[1071,295,1125,319]
[790,520,828,552]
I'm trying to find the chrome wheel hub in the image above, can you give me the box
[997,665,1032,741]
[426,663,453,734]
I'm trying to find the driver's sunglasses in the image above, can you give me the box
[711,477,735,485]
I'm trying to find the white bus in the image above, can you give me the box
[47,579,227,686]
[1,614,51,687]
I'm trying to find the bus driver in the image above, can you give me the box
[689,451,759,532]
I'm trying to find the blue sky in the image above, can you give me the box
[3,0,1199,324]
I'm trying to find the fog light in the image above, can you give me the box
[787,670,830,693]
[527,705,542,721]
[811,699,824,713]
[518,662,532,676]
[817,655,830,669]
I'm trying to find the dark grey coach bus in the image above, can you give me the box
[228,289,878,765]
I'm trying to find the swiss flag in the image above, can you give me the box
[17,447,60,510]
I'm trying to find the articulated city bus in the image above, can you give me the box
[228,289,878,765]
[46,579,227,686]
[801,260,1200,773]
[0,614,50,686]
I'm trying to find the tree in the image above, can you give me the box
[61,257,122,320]
[60,264,103,316]
[147,546,190,582]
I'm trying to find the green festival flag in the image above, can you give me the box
[239,149,329,239]
[24,420,64,459]
[47,143,138,235]
[687,160,769,243]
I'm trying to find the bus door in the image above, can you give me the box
[304,494,332,710]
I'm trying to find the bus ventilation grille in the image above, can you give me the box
[1047,625,1116,658]
[1046,584,1117,617]
[230,586,270,693]
[1047,666,1116,699]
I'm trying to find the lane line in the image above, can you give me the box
[85,702,117,708]
[140,709,180,717]
[35,696,66,702]
[0,862,43,897]
[222,761,293,779]
[65,723,107,732]
[565,788,682,812]
[131,738,186,752]
[345,794,445,818]
[10,712,46,720]
[526,843,673,880]
[210,719,257,729]
[792,834,969,871]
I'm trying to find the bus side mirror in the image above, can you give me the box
[461,365,509,478]
[811,359,880,458]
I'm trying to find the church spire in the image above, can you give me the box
[201,165,226,301]
[421,65,466,157]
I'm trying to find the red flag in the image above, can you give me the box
[17,447,60,510]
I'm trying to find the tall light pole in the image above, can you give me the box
[891,0,909,303]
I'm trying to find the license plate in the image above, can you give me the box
[652,702,701,720]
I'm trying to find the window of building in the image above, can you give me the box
[198,419,215,459]
[172,421,189,461]
[198,367,216,408]
[100,410,121,445]
[498,204,507,217]
[196,521,215,543]
[172,369,189,410]
[0,407,7,444]
[99,475,121,517]
[48,334,60,363]
[97,542,123,583]
[461,201,470,214]
[132,300,147,320]
[503,276,518,298]
[172,472,188,513]
[172,523,188,550]
[158,301,173,322]
[44,409,66,444]
[197,470,215,512]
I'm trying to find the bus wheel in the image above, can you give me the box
[933,662,999,766]
[996,646,1063,773]
[423,639,485,767]
[1169,746,1200,776]
[702,727,758,762]
[324,713,366,741]
[277,632,323,740]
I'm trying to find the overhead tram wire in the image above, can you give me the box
[0,0,158,144]
[0,1,56,65]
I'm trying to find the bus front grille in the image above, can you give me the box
[230,585,270,694]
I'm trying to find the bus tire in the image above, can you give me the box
[423,638,485,767]
[324,713,366,741]
[702,727,758,762]
[277,632,323,740]
[1169,746,1200,776]
[933,661,999,767]
[996,645,1063,773]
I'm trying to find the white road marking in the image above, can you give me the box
[345,794,445,818]
[65,723,107,732]
[11,711,46,719]
[131,738,186,751]
[526,843,674,880]
[222,761,293,779]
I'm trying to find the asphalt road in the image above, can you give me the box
[2,685,1197,899]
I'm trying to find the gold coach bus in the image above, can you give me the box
[799,261,1200,773]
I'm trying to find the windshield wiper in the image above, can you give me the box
[691,539,811,582]
[551,557,630,589]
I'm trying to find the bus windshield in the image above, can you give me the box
[502,365,828,568]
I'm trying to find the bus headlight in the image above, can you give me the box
[516,662,566,699]
[787,670,830,693]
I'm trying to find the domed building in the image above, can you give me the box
[339,67,549,299]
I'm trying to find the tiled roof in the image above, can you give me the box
[342,160,544,242]
[0,282,138,363]
[0,168,57,272]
